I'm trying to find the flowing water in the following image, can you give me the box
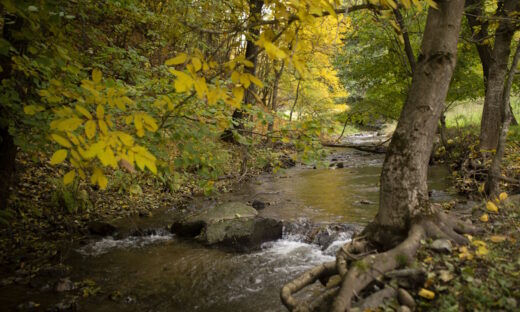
[2,143,458,311]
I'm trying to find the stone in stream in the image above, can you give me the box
[87,221,117,236]
[171,202,282,250]
[251,199,267,210]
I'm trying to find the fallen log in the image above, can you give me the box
[321,142,387,154]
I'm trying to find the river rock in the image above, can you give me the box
[431,239,452,253]
[87,221,117,236]
[397,288,416,310]
[251,199,267,210]
[171,202,282,250]
[55,278,74,292]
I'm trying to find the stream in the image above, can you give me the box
[2,136,458,311]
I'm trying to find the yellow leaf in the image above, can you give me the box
[231,71,240,84]
[142,114,158,132]
[242,59,254,68]
[486,201,498,213]
[418,288,435,300]
[98,147,117,168]
[248,74,264,88]
[98,120,108,135]
[499,192,508,201]
[194,77,208,100]
[67,133,80,145]
[401,0,411,9]
[134,114,143,137]
[92,69,102,84]
[24,105,44,115]
[458,246,474,260]
[192,57,202,71]
[50,149,68,165]
[240,74,251,88]
[85,120,97,139]
[117,132,134,146]
[96,105,104,119]
[54,118,84,132]
[165,53,187,66]
[75,105,92,119]
[207,88,219,105]
[172,70,194,92]
[51,134,72,148]
[476,245,489,256]
[490,235,507,243]
[232,87,244,103]
[425,0,438,9]
[91,167,108,189]
[135,153,157,174]
[264,41,287,59]
[479,213,489,222]
[412,0,423,11]
[63,170,76,185]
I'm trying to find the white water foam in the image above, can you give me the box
[77,234,173,256]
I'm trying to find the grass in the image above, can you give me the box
[445,96,520,130]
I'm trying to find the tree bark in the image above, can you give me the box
[478,0,518,150]
[486,43,520,196]
[367,0,465,248]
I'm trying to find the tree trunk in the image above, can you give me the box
[393,8,416,74]
[267,61,284,133]
[0,12,23,210]
[366,0,465,248]
[222,0,263,142]
[465,0,492,90]
[0,126,16,210]
[478,0,517,150]
[486,43,520,196]
[289,79,301,122]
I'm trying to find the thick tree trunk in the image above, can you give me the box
[478,0,517,150]
[367,0,465,248]
[486,44,520,196]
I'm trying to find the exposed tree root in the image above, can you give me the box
[280,210,475,312]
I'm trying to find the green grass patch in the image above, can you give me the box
[445,96,520,130]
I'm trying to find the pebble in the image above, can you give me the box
[431,239,452,253]
[398,288,416,310]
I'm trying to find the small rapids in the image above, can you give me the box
[71,219,354,312]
